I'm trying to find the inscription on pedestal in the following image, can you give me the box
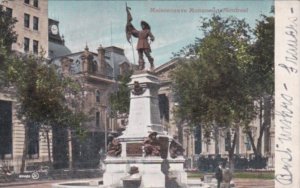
[126,143,143,157]
[159,137,169,159]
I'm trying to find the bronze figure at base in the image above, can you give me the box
[107,138,122,157]
[143,132,161,156]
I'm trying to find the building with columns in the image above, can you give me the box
[154,58,275,168]
[154,58,197,162]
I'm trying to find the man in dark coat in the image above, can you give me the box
[131,21,155,70]
[215,163,223,188]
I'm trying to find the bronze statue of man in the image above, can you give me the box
[126,5,155,70]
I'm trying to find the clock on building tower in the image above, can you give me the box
[51,24,59,35]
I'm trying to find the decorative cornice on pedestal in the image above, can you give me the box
[105,156,163,164]
[133,70,156,75]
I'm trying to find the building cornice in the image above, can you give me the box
[154,58,183,75]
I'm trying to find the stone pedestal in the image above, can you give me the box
[104,157,165,188]
[103,71,188,187]
[120,71,165,139]
[103,71,166,187]
[168,156,188,185]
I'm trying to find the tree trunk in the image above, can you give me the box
[246,130,258,156]
[256,126,265,156]
[256,98,263,156]
[68,128,73,170]
[263,95,272,154]
[20,125,29,173]
[214,125,219,155]
[228,130,237,170]
[247,95,272,158]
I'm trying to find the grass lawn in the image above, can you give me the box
[187,171,274,180]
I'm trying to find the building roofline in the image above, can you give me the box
[154,57,183,74]
[50,51,98,61]
[50,45,127,61]
[86,74,116,84]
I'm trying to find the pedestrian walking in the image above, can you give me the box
[215,163,223,188]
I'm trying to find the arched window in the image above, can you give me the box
[96,90,100,103]
[93,61,98,72]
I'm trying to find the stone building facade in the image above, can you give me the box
[154,58,196,163]
[0,0,51,173]
[50,45,131,168]
[1,0,49,56]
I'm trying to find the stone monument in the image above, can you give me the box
[103,71,166,188]
[102,5,188,188]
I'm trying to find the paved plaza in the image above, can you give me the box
[234,178,274,188]
[0,178,274,188]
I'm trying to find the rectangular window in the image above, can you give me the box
[6,8,13,17]
[24,13,30,28]
[27,123,39,159]
[0,100,13,160]
[24,0,30,4]
[24,37,30,52]
[33,0,38,8]
[33,16,39,30]
[96,112,100,127]
[96,91,100,103]
[33,40,38,54]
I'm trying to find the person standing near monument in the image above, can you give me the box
[215,163,223,188]
[126,5,155,70]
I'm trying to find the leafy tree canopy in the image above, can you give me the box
[2,52,87,132]
[0,5,17,52]
[171,15,256,130]
[109,70,132,118]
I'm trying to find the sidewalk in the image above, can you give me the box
[0,178,102,188]
[234,178,274,188]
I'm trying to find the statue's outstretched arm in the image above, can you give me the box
[149,31,155,42]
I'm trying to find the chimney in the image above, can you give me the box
[80,45,90,72]
[61,57,73,76]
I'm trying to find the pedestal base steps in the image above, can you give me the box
[103,157,165,188]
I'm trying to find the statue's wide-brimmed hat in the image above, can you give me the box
[149,132,157,137]
[141,20,151,30]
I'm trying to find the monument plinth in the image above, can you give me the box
[104,71,167,188]
[120,71,165,139]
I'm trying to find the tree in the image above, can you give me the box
[0,5,17,52]
[171,15,255,169]
[1,5,88,172]
[0,5,17,86]
[244,10,274,158]
[3,53,87,172]
[109,70,132,126]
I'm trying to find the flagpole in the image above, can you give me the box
[130,39,136,65]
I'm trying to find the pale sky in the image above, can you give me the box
[48,0,274,67]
